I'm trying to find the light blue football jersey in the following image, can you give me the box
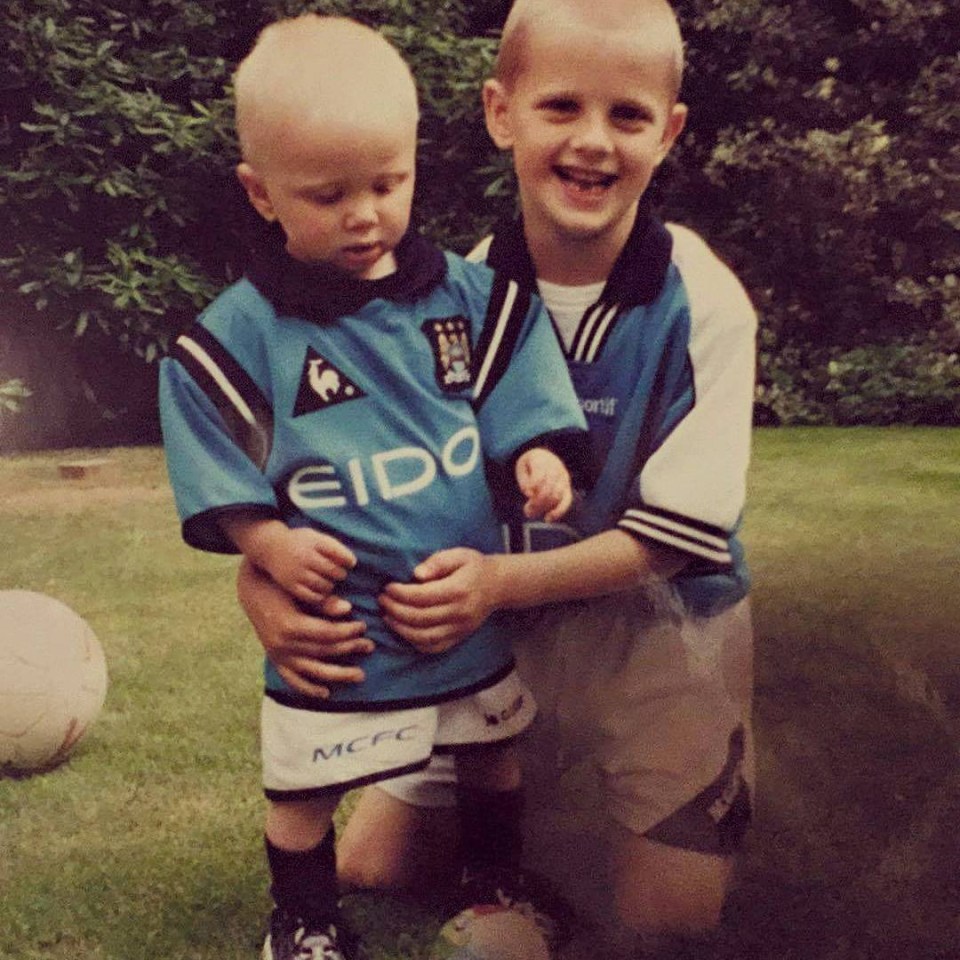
[159,232,588,706]
[480,211,756,616]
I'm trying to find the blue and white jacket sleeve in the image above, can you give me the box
[158,311,280,554]
[618,225,757,567]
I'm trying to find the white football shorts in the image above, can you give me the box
[261,667,536,801]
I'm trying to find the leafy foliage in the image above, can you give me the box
[0,0,957,441]
[670,0,959,422]
[0,378,31,417]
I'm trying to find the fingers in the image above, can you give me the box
[411,547,474,583]
[521,472,572,520]
[381,595,477,654]
[274,656,368,698]
[381,594,458,629]
[267,616,373,697]
[319,594,353,618]
[542,485,573,523]
[291,550,355,602]
[291,615,372,649]
[313,532,358,569]
[384,619,464,655]
[380,579,454,609]
[307,542,355,583]
[275,664,331,698]
[290,579,341,606]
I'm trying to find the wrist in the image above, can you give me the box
[486,553,517,611]
[238,519,289,573]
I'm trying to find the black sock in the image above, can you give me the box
[456,783,524,874]
[265,828,339,923]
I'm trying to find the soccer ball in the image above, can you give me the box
[432,905,551,960]
[0,590,108,775]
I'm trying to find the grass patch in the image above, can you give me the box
[1,429,958,959]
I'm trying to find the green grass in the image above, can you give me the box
[1,429,958,959]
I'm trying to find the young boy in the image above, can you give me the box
[158,15,590,960]
[238,0,758,954]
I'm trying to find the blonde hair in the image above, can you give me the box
[495,0,684,103]
[234,14,418,165]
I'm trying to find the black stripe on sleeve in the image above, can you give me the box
[471,272,533,411]
[617,505,733,568]
[172,323,274,470]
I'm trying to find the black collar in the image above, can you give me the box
[245,225,448,324]
[485,204,673,309]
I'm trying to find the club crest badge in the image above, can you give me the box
[293,347,365,417]
[422,316,473,392]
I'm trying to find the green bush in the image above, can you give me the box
[1,0,958,439]
[754,335,960,426]
[671,0,960,352]
[823,341,960,425]
[0,0,497,362]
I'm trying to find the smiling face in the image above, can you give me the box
[234,16,418,279]
[484,2,686,281]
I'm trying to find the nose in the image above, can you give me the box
[343,195,377,232]
[569,110,613,158]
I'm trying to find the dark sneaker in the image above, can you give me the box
[262,908,358,960]
[449,866,575,954]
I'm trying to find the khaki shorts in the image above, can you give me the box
[262,668,536,801]
[381,590,754,850]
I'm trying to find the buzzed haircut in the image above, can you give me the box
[495,0,685,102]
[233,14,418,165]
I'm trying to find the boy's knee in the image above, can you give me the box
[613,876,726,937]
[336,787,459,891]
[337,834,404,890]
[612,833,733,937]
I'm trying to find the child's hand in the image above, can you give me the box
[515,447,572,522]
[260,526,356,606]
[379,548,498,654]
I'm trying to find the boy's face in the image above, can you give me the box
[238,116,416,279]
[484,17,686,254]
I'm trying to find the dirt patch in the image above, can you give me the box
[0,447,170,515]
[0,484,170,515]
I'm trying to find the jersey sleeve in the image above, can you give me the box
[158,322,281,554]
[468,269,590,481]
[617,225,757,567]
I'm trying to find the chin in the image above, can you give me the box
[548,213,620,243]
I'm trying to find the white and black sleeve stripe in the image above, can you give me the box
[617,505,733,568]
[471,273,533,410]
[172,324,274,470]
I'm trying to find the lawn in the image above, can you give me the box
[1,428,958,960]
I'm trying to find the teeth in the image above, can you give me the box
[557,167,615,188]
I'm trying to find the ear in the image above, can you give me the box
[656,102,688,166]
[236,162,277,222]
[482,78,515,149]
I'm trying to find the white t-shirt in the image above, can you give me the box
[535,278,605,352]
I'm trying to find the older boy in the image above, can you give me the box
[159,15,589,960]
[238,0,757,954]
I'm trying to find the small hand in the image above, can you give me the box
[266,527,357,606]
[379,548,498,655]
[515,448,572,522]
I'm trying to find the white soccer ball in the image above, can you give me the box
[0,590,108,775]
[432,905,551,960]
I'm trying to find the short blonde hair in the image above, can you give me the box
[495,0,685,103]
[234,14,418,166]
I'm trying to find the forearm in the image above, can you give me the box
[490,529,688,611]
[221,514,288,570]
